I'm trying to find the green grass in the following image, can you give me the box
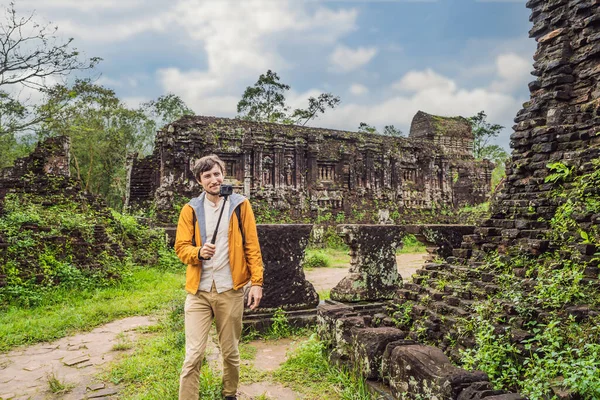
[0,268,185,352]
[47,371,74,394]
[101,306,370,400]
[305,237,426,266]
[303,248,350,270]
[112,332,134,351]
[239,341,258,361]
[273,333,373,400]
[318,289,331,301]
[103,301,223,400]
[396,234,427,254]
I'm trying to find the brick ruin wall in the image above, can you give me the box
[461,0,600,260]
[317,1,600,399]
[127,112,494,223]
[0,137,127,287]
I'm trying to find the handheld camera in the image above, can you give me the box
[219,184,233,197]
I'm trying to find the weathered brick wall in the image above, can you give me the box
[0,136,71,196]
[127,114,494,223]
[458,0,600,260]
[317,2,600,399]
[0,136,127,287]
[409,111,474,158]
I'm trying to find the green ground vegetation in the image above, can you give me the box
[303,233,427,270]
[397,234,427,254]
[303,247,349,269]
[104,304,373,400]
[0,268,184,352]
[451,160,600,398]
[272,333,372,400]
[0,190,181,309]
[385,160,600,398]
[0,190,185,351]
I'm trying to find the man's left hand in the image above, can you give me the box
[247,286,263,310]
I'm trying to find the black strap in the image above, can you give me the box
[191,208,197,247]
[210,196,228,245]
[190,203,245,249]
[235,205,245,246]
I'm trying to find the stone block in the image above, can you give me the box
[456,381,498,400]
[316,302,356,345]
[352,327,407,380]
[387,344,489,399]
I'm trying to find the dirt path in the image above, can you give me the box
[305,252,427,292]
[238,339,303,400]
[0,316,155,400]
[0,253,426,400]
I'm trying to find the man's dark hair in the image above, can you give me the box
[192,155,226,180]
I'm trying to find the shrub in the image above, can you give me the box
[302,252,330,269]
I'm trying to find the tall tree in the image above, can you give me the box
[468,111,506,161]
[468,110,509,191]
[39,82,195,207]
[0,2,99,167]
[0,2,100,134]
[237,70,290,123]
[39,80,148,208]
[139,93,195,154]
[290,93,341,126]
[237,70,340,125]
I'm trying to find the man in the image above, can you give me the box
[175,154,264,400]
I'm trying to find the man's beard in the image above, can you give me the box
[206,185,220,195]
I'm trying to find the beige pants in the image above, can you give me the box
[179,285,244,400]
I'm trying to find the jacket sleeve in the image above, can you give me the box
[174,204,202,266]
[241,200,264,286]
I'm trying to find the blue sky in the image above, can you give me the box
[17,0,535,150]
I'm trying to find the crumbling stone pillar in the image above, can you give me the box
[307,134,319,189]
[242,135,253,197]
[247,224,318,312]
[330,224,404,302]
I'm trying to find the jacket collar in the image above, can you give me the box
[188,191,247,244]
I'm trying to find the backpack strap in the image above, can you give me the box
[191,208,197,247]
[190,204,244,247]
[235,205,245,246]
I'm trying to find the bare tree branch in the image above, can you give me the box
[0,1,100,138]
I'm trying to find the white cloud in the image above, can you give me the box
[152,1,357,115]
[97,76,123,88]
[19,0,146,11]
[287,89,324,110]
[489,53,532,93]
[392,68,456,93]
[156,68,239,116]
[96,75,141,89]
[314,68,524,149]
[50,13,170,42]
[329,45,378,72]
[183,0,356,74]
[455,37,535,91]
[350,83,369,95]
[122,96,149,109]
[11,0,360,122]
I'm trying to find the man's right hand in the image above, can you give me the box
[199,243,216,260]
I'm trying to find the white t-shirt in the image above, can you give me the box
[198,197,234,293]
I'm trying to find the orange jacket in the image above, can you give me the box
[174,193,263,293]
